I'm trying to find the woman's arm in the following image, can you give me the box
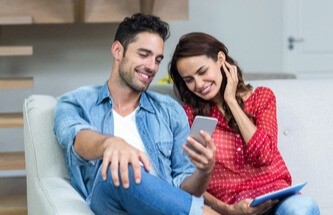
[225,98,257,144]
[204,192,277,215]
[222,61,257,144]
[223,62,278,166]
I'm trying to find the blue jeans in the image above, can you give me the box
[89,165,203,215]
[273,194,320,215]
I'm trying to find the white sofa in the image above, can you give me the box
[24,79,333,214]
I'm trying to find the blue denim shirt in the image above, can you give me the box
[53,82,199,208]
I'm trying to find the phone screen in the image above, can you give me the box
[189,115,218,145]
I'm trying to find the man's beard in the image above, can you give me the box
[118,59,153,92]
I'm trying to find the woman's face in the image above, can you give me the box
[176,55,223,102]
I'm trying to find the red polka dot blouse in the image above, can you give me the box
[183,87,292,204]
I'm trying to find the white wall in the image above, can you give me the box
[167,0,283,76]
[0,0,282,151]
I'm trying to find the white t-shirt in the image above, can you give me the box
[112,108,157,176]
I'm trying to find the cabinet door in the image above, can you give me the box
[283,0,333,78]
[0,0,188,24]
[84,0,139,23]
[0,0,74,24]
[84,0,188,23]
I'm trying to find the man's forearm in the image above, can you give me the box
[74,130,111,160]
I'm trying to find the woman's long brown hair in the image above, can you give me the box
[169,32,254,133]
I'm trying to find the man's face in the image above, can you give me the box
[118,32,164,92]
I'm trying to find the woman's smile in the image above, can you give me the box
[198,82,213,95]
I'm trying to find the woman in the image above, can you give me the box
[169,32,320,214]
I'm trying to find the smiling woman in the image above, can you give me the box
[169,32,320,215]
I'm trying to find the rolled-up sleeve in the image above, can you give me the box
[169,100,195,188]
[53,94,97,167]
[189,196,204,215]
[244,88,278,167]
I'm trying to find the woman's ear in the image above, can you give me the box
[111,41,123,61]
[217,51,226,65]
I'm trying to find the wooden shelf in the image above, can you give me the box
[84,0,138,23]
[0,46,33,57]
[84,0,188,23]
[0,0,74,24]
[0,152,25,171]
[0,16,32,25]
[0,193,27,215]
[0,113,23,128]
[0,77,33,90]
[154,0,188,20]
[74,0,85,23]
[0,0,188,24]
[140,0,155,15]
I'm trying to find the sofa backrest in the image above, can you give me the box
[23,79,332,214]
[251,79,332,214]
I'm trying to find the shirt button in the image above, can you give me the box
[283,130,289,136]
[237,147,241,151]
[236,134,240,138]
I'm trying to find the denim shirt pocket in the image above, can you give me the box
[156,141,173,158]
[155,141,173,180]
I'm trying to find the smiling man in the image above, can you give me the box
[54,13,218,215]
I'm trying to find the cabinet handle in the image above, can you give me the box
[288,36,304,50]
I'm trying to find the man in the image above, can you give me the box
[54,13,217,214]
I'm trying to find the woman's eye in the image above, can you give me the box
[198,70,206,75]
[184,78,193,83]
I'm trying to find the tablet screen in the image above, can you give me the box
[249,181,307,207]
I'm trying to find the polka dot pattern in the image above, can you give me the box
[183,87,292,204]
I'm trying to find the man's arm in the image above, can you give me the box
[73,129,108,160]
[74,129,150,188]
[54,93,150,189]
[204,191,277,215]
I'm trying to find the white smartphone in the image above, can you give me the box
[189,115,218,145]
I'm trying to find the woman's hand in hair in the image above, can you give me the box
[222,61,238,105]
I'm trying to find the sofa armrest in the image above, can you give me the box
[28,178,94,215]
[24,95,94,214]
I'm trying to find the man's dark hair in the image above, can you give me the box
[114,13,170,53]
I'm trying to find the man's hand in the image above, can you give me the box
[101,136,150,188]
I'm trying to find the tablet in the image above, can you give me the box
[249,181,307,207]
